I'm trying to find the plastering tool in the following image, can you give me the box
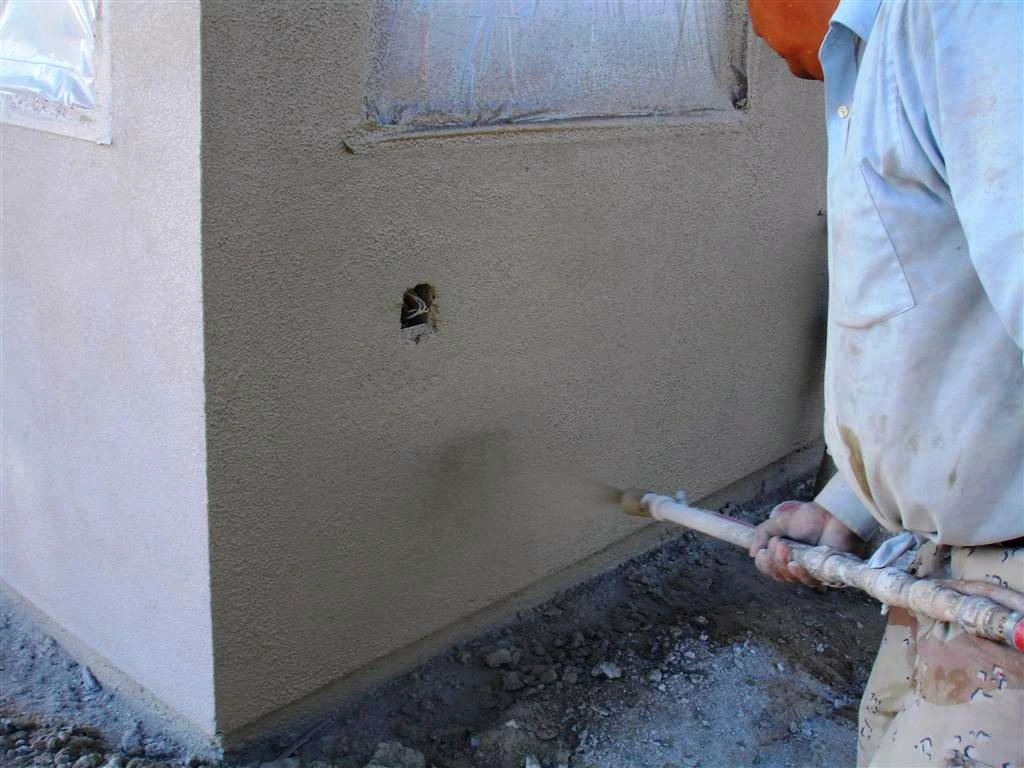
[617,488,1024,653]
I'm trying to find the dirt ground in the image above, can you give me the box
[1,487,885,768]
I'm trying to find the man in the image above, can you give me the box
[744,1,1024,766]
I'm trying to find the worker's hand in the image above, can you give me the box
[748,500,866,587]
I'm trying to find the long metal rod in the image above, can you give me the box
[624,492,1024,653]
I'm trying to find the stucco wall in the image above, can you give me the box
[0,2,214,733]
[201,1,828,736]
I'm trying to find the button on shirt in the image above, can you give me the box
[813,0,1024,546]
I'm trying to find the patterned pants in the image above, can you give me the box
[858,543,1024,767]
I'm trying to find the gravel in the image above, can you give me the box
[588,663,621,681]
[364,741,426,768]
[484,650,514,670]
[119,724,145,757]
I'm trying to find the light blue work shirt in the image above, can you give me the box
[813,0,1024,546]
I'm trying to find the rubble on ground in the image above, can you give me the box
[2,490,884,768]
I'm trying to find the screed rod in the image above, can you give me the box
[621,490,1024,653]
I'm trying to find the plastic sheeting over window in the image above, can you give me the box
[366,0,746,131]
[0,0,99,109]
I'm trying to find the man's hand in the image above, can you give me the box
[748,500,866,587]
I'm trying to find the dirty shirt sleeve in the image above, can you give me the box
[815,472,880,542]
[910,0,1024,351]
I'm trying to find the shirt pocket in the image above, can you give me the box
[828,163,916,329]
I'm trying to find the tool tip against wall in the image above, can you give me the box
[618,487,652,518]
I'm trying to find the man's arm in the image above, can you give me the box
[910,0,1024,349]
[814,472,880,542]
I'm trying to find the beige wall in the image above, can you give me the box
[0,2,214,733]
[0,0,829,741]
[201,2,828,736]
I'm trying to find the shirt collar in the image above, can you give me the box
[829,0,882,42]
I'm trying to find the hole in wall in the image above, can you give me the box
[731,70,749,110]
[401,283,435,328]
[400,283,437,343]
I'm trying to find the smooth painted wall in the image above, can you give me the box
[202,1,828,735]
[0,2,214,733]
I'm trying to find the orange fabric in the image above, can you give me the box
[747,0,838,80]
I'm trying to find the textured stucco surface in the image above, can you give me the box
[202,1,828,736]
[0,2,214,733]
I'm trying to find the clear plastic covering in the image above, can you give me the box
[366,0,746,130]
[0,0,99,109]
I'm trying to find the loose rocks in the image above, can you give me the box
[484,649,514,669]
[502,672,525,692]
[143,736,175,759]
[81,668,101,694]
[590,662,622,680]
[257,759,299,768]
[119,724,144,757]
[364,740,426,768]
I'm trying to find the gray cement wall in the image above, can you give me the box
[0,1,215,734]
[201,2,828,737]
